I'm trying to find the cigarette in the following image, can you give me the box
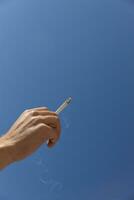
[55,97,72,114]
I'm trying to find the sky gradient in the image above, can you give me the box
[0,0,134,199]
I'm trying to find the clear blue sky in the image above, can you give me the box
[0,0,134,199]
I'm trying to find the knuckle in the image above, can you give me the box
[55,116,60,125]
[42,107,48,111]
[32,116,44,124]
[24,109,29,114]
[30,110,38,116]
[55,113,59,117]
[55,116,59,121]
[38,123,51,133]
[53,112,58,116]
[38,123,46,130]
[50,111,57,115]
[35,124,46,134]
[33,116,40,124]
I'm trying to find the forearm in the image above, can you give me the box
[0,136,15,170]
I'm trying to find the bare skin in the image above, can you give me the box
[0,107,61,170]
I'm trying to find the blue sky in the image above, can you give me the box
[0,0,134,199]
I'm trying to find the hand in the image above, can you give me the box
[2,107,61,162]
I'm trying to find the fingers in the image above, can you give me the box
[27,107,49,112]
[25,107,57,117]
[47,139,56,148]
[33,115,60,134]
[42,115,61,137]
[31,111,57,117]
[33,115,61,145]
[33,123,52,141]
[23,107,61,148]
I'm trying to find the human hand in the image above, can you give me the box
[2,107,61,162]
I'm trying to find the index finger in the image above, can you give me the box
[28,107,49,112]
[44,116,61,138]
[46,116,61,148]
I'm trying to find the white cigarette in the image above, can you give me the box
[55,97,72,114]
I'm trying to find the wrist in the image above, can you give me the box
[0,137,15,170]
